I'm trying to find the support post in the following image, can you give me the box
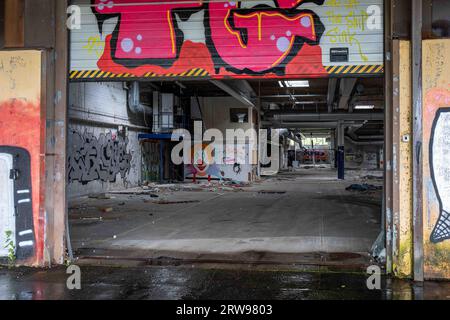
[44,0,69,265]
[337,121,345,180]
[411,0,424,282]
[384,0,394,275]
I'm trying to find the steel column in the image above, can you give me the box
[411,0,424,282]
[384,0,394,275]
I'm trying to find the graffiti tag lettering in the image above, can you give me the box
[68,129,132,185]
[91,0,325,75]
[207,1,323,74]
[93,0,203,67]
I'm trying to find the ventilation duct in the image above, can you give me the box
[128,81,153,115]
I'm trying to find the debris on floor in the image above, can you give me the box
[258,190,287,194]
[345,184,382,192]
[98,207,113,213]
[88,193,111,200]
[153,200,201,205]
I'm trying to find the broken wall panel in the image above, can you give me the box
[69,0,384,80]
[422,39,450,280]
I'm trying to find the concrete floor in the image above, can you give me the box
[0,265,449,300]
[69,169,383,264]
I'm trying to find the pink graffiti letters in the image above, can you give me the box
[92,0,324,75]
[207,1,323,74]
[93,0,203,67]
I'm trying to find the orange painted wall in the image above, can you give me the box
[0,50,45,265]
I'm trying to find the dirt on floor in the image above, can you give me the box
[68,168,383,268]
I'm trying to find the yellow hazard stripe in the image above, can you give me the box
[325,64,384,75]
[69,68,210,80]
[71,65,382,79]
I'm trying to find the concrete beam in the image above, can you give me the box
[327,78,338,113]
[210,80,255,107]
[338,78,357,110]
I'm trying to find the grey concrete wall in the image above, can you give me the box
[68,82,149,198]
[344,140,382,170]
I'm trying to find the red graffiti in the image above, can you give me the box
[0,99,44,265]
[277,0,305,9]
[98,37,215,76]
[93,0,324,76]
[208,2,318,73]
[93,0,203,62]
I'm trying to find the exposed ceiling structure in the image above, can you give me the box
[139,76,385,143]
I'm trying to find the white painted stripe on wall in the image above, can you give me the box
[19,230,33,237]
[18,240,34,247]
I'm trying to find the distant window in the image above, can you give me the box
[230,108,249,123]
[432,0,450,38]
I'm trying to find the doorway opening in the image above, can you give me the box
[66,76,385,269]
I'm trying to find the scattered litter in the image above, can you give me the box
[113,235,117,239]
[88,193,110,200]
[345,184,382,192]
[362,175,383,180]
[81,217,103,221]
[154,200,200,205]
[98,207,113,213]
[258,190,287,194]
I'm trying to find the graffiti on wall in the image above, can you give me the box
[428,93,450,244]
[422,40,450,279]
[70,0,384,79]
[184,143,253,181]
[0,50,44,264]
[68,129,132,184]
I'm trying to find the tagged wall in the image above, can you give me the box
[68,82,147,198]
[184,97,258,182]
[0,51,43,264]
[70,0,384,80]
[422,39,450,279]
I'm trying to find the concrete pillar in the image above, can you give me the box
[337,121,345,179]
[330,130,336,168]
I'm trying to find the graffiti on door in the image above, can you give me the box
[427,91,450,244]
[70,0,384,79]
[68,129,132,184]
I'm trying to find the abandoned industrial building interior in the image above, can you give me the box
[0,0,450,301]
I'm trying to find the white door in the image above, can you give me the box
[0,153,15,257]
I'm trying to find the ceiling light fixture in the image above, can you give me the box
[354,104,375,110]
[283,80,310,88]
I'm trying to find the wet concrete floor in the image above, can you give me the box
[0,265,449,300]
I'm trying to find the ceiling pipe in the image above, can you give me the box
[260,94,326,99]
[345,135,384,146]
[128,81,153,115]
[262,121,339,129]
[266,113,384,122]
